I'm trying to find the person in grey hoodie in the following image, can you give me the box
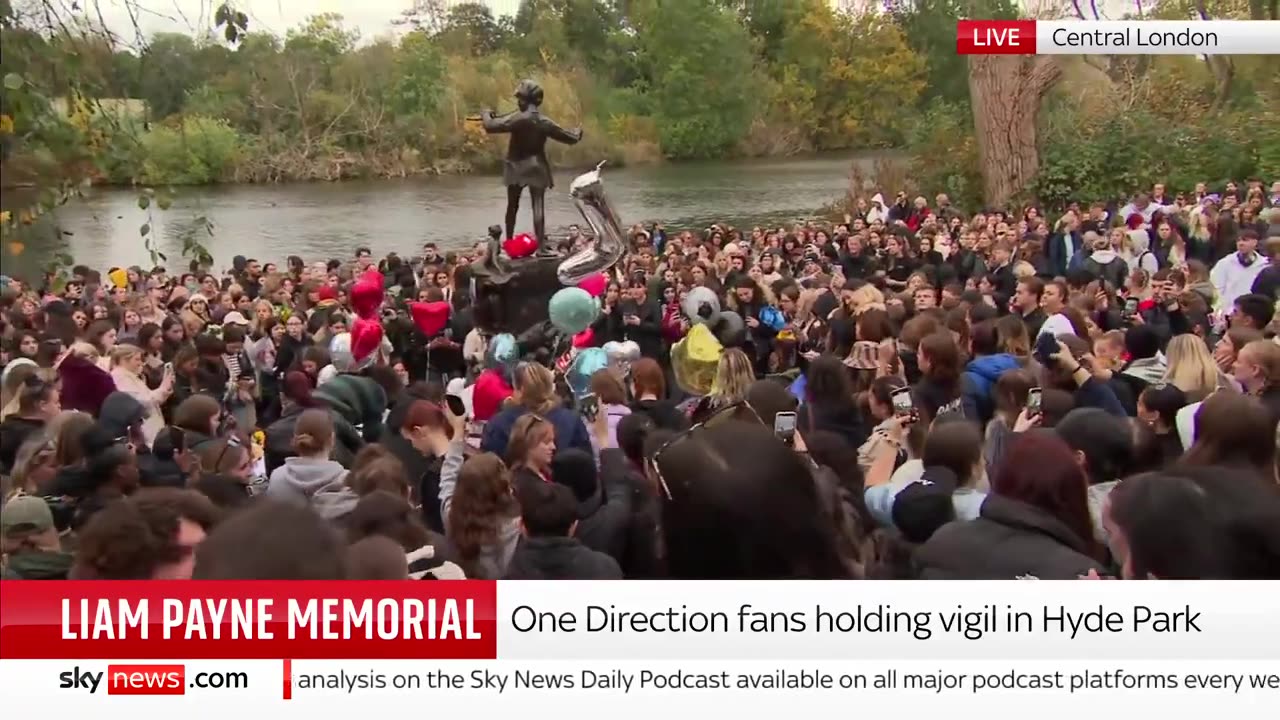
[436,409,521,579]
[266,408,357,522]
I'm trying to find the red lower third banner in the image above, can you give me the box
[0,581,498,659]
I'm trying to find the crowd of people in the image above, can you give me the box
[2,177,1280,581]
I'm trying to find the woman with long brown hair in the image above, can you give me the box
[505,413,556,491]
[441,446,520,579]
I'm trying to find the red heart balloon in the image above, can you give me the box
[577,273,607,298]
[503,233,537,259]
[350,273,384,320]
[409,301,451,337]
[572,327,594,348]
[350,317,383,362]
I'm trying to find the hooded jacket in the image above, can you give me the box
[961,353,1020,425]
[97,392,146,444]
[312,374,387,443]
[1083,249,1129,291]
[266,456,357,521]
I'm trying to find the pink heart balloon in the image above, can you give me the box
[572,327,595,348]
[409,301,451,337]
[503,233,537,259]
[577,273,607,298]
[350,316,383,362]
[350,273,384,320]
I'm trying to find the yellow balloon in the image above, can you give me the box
[108,268,128,289]
[671,324,723,396]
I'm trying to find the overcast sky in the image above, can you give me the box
[86,0,523,43]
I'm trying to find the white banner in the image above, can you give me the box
[1037,20,1280,55]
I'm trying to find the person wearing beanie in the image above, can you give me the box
[1,495,74,580]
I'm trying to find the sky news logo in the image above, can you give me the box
[58,665,248,695]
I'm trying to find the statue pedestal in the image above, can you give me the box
[473,254,564,336]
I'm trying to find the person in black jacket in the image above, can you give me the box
[916,432,1103,579]
[551,434,633,564]
[505,480,622,580]
[0,373,59,475]
[619,282,663,360]
[797,354,868,449]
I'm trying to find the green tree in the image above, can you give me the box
[633,0,756,159]
[776,6,926,149]
[892,0,971,108]
[138,33,201,119]
[392,31,448,117]
[436,2,509,56]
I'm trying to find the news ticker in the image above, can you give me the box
[957,20,1280,54]
[1,582,1279,716]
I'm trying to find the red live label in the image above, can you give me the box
[956,20,1037,54]
[107,664,185,695]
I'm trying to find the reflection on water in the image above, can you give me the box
[2,153,883,276]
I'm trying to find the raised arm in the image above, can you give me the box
[540,115,583,146]
[481,110,519,135]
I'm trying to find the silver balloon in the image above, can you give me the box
[485,333,519,373]
[682,286,720,325]
[712,311,747,348]
[616,340,641,362]
[605,338,642,379]
[558,161,625,286]
[328,332,356,373]
[566,347,608,400]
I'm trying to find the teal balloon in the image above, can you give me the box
[567,348,608,399]
[486,333,519,372]
[549,287,598,335]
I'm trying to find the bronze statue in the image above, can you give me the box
[481,79,583,259]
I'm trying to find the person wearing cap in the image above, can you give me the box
[1,495,73,579]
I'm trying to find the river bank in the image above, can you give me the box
[0,152,878,276]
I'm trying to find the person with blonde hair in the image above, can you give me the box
[481,361,592,458]
[1233,339,1280,426]
[689,347,756,424]
[1163,334,1233,403]
[108,344,174,446]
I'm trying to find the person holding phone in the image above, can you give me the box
[618,282,662,360]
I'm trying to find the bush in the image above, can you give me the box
[1034,105,1261,209]
[903,99,983,210]
[139,116,243,185]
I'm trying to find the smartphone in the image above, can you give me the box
[169,427,186,453]
[773,411,797,445]
[579,393,600,422]
[445,394,467,418]
[1026,387,1043,416]
[1123,297,1139,317]
[890,387,915,418]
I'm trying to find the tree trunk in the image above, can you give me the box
[967,54,1060,208]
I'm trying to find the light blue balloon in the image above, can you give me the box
[486,333,519,372]
[567,347,608,399]
[548,287,598,335]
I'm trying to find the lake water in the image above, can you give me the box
[2,153,879,276]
